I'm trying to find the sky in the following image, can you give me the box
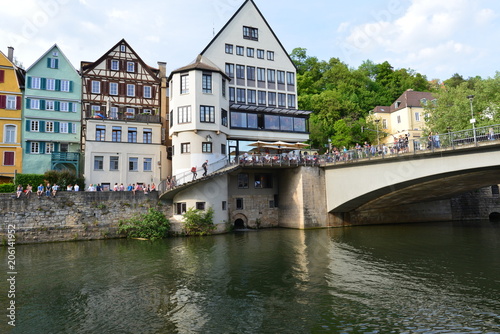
[1,0,499,81]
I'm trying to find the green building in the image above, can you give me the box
[22,44,82,175]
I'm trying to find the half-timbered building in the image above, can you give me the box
[81,39,167,190]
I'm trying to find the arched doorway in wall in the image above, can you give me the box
[233,213,248,229]
[489,212,500,222]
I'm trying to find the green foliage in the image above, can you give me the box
[0,183,15,193]
[14,174,45,189]
[182,207,216,236]
[44,170,84,189]
[118,208,170,240]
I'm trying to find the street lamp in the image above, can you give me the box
[467,95,477,146]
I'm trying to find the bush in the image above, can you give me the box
[183,207,216,236]
[118,208,170,240]
[0,183,15,193]
[14,174,45,189]
[44,170,85,190]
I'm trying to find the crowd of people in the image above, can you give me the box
[86,183,157,194]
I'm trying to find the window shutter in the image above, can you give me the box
[119,83,125,96]
[136,85,143,98]
[120,60,125,71]
[55,101,60,111]
[107,59,111,69]
[27,76,32,89]
[41,78,47,90]
[134,62,138,73]
[54,122,60,133]
[26,98,31,109]
[55,59,59,69]
[0,70,4,83]
[16,96,21,110]
[40,100,46,110]
[0,95,6,109]
[69,81,73,92]
[68,122,73,133]
[40,142,46,154]
[86,80,92,94]
[25,142,30,154]
[25,120,30,132]
[40,121,45,132]
[152,87,157,99]
[102,81,108,95]
[69,102,73,112]
[55,79,61,91]
[47,58,52,68]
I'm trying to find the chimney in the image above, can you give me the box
[7,46,14,61]
[157,61,167,78]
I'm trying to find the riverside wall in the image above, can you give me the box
[0,191,173,244]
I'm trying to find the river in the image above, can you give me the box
[1,221,499,333]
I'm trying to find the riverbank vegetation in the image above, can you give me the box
[118,208,170,240]
[183,207,216,236]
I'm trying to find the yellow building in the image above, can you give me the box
[0,47,24,182]
[370,89,435,146]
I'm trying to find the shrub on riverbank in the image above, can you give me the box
[118,208,170,240]
[0,183,15,193]
[183,207,216,236]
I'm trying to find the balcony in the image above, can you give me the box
[85,110,160,123]
[51,152,80,163]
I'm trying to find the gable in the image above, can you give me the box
[201,0,295,70]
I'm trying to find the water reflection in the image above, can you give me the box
[0,222,498,333]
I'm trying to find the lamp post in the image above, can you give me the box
[467,95,477,146]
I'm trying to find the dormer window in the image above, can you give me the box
[420,98,427,106]
[243,26,258,41]
[395,101,401,108]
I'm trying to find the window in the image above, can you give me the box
[178,106,192,124]
[60,102,69,112]
[265,115,280,130]
[243,26,258,40]
[60,143,69,152]
[222,79,226,98]
[225,44,233,54]
[45,142,54,154]
[288,94,296,108]
[221,109,228,127]
[229,87,235,102]
[3,152,14,166]
[143,158,152,171]
[257,68,265,81]
[280,116,293,131]
[143,128,152,143]
[238,173,249,188]
[221,144,226,155]
[127,61,135,72]
[143,86,152,98]
[59,122,68,133]
[175,202,187,215]
[277,71,285,84]
[45,121,54,133]
[129,157,138,171]
[109,82,118,95]
[268,92,276,106]
[30,142,39,154]
[94,156,104,170]
[278,93,286,107]
[4,125,16,143]
[415,112,420,121]
[91,81,100,94]
[111,59,119,70]
[200,106,215,123]
[236,198,244,210]
[294,118,306,132]
[225,63,234,78]
[30,99,40,110]
[31,77,41,89]
[127,84,135,97]
[110,156,119,171]
[247,48,254,57]
[267,51,275,61]
[267,69,275,83]
[96,125,106,141]
[47,58,58,69]
[181,143,190,153]
[257,49,264,59]
[247,90,256,104]
[397,115,401,124]
[181,74,189,94]
[60,80,71,92]
[258,91,266,105]
[231,112,247,128]
[255,174,273,188]
[237,88,246,103]
[45,100,55,111]
[112,126,122,142]
[202,73,212,93]
[128,127,137,143]
[46,78,55,91]
[202,142,212,153]
[236,65,245,79]
[110,107,118,119]
[120,45,126,52]
[382,119,388,129]
[6,96,16,109]
[247,66,255,80]
[196,202,206,210]
[236,46,244,56]
[287,72,295,85]
[125,107,135,119]
[30,120,39,132]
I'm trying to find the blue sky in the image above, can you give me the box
[1,0,499,81]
